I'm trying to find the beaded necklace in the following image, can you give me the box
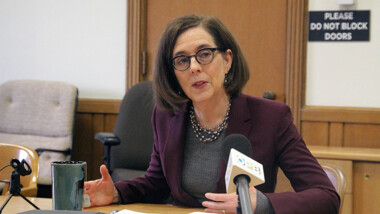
[189,99,231,143]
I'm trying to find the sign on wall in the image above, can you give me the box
[308,10,370,41]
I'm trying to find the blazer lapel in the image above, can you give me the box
[215,94,253,193]
[162,104,200,205]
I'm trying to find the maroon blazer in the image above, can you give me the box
[115,94,340,214]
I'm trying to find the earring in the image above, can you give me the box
[224,73,228,84]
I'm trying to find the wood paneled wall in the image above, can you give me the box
[300,106,380,148]
[73,100,380,180]
[71,99,121,180]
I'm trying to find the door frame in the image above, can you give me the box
[126,0,308,128]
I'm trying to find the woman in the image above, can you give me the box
[84,15,340,214]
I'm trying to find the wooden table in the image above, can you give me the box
[0,195,204,214]
[85,203,204,214]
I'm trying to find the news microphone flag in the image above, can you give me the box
[225,148,265,193]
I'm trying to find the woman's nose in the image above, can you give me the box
[189,56,202,73]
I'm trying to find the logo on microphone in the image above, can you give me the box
[225,149,265,193]
[235,152,262,176]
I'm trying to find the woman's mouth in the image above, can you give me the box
[192,81,208,89]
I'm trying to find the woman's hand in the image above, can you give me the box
[202,187,257,213]
[83,165,119,207]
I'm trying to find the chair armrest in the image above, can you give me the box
[35,148,71,156]
[94,132,120,172]
[95,132,121,146]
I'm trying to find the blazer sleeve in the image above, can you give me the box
[114,107,171,204]
[264,105,340,214]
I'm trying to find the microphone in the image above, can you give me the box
[222,134,265,214]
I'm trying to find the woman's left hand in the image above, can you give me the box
[202,187,257,214]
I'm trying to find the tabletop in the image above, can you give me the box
[0,196,205,214]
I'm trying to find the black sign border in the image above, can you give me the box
[308,10,370,42]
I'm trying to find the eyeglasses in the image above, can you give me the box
[170,48,223,71]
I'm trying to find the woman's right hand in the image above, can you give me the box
[83,164,120,207]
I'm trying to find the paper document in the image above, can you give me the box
[114,210,214,214]
[115,210,158,214]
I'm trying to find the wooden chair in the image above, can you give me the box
[0,143,39,196]
[322,164,346,210]
[275,163,346,214]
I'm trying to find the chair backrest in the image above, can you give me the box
[0,80,77,185]
[110,81,154,179]
[275,163,346,213]
[322,164,346,211]
[0,143,39,196]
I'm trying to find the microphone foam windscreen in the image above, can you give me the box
[222,134,252,161]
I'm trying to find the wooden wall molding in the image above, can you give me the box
[329,122,344,147]
[285,0,308,128]
[77,99,121,114]
[126,0,147,90]
[301,106,380,124]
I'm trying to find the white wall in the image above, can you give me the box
[307,0,380,108]
[0,0,126,99]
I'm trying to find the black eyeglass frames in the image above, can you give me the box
[170,48,223,71]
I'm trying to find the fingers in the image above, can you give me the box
[205,192,237,202]
[100,164,112,181]
[203,188,258,213]
[203,192,238,214]
[202,200,225,210]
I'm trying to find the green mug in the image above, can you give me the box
[51,161,87,210]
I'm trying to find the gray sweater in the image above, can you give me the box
[181,123,274,213]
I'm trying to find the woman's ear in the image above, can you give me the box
[224,49,233,73]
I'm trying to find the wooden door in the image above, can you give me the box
[144,0,287,102]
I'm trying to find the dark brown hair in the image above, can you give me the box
[153,15,250,111]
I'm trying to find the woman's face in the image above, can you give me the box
[172,27,233,105]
